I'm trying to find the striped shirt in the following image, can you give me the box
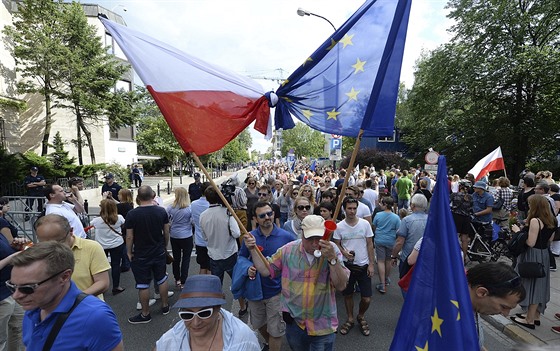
[268,240,348,336]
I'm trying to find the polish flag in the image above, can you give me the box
[100,17,271,156]
[467,147,505,181]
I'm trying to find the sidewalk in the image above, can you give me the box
[482,262,560,346]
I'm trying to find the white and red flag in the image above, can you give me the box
[100,17,271,156]
[467,146,505,181]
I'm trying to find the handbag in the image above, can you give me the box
[517,262,545,278]
[508,228,528,257]
[492,196,504,210]
[166,252,174,265]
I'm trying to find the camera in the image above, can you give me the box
[220,179,236,205]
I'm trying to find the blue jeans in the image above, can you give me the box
[286,322,336,351]
[209,253,237,284]
[397,198,410,210]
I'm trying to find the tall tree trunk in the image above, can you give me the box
[79,121,96,164]
[76,114,83,165]
[41,86,52,156]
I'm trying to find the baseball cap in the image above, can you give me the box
[301,215,325,239]
[30,166,38,171]
[194,172,201,178]
[104,173,114,179]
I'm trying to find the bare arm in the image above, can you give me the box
[0,227,14,243]
[366,237,375,277]
[321,240,349,291]
[163,223,170,248]
[407,247,419,266]
[474,206,492,218]
[126,228,134,261]
[244,234,271,277]
[391,236,406,267]
[83,271,110,296]
[526,218,539,247]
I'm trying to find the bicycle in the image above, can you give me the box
[467,220,515,265]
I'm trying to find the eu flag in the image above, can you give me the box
[390,155,480,351]
[274,0,412,137]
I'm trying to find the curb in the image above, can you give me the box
[482,314,547,346]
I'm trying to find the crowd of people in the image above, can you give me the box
[0,162,559,350]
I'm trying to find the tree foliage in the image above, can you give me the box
[48,131,76,176]
[399,0,560,180]
[281,123,326,159]
[340,148,409,170]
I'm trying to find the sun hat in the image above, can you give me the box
[173,275,226,309]
[472,181,487,190]
[301,215,325,239]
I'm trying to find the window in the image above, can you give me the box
[378,130,396,143]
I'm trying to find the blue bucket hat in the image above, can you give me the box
[473,181,487,190]
[173,275,226,309]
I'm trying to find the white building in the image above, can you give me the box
[0,2,138,167]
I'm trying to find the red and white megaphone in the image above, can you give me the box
[313,220,337,258]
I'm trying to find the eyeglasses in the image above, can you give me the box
[257,211,274,219]
[178,307,214,321]
[258,192,269,197]
[6,269,66,295]
[248,182,256,185]
[297,205,311,211]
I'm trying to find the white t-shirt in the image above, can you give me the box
[45,202,87,238]
[362,188,378,209]
[333,219,373,265]
[91,215,125,250]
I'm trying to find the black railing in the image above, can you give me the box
[0,174,99,196]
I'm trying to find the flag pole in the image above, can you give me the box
[189,152,270,270]
[317,129,363,268]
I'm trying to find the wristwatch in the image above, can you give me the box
[390,255,398,260]
[328,258,338,266]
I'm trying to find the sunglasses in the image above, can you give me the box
[258,192,269,197]
[6,269,66,295]
[178,307,214,321]
[257,211,274,219]
[248,182,256,185]
[297,205,311,211]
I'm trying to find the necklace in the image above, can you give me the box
[207,314,221,351]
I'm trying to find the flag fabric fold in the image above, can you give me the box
[274,0,412,137]
[100,17,270,156]
[467,147,505,181]
[390,155,480,351]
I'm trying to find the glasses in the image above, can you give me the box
[248,182,256,185]
[257,211,274,219]
[297,205,311,211]
[6,269,66,295]
[302,189,312,193]
[178,307,214,321]
[258,192,269,197]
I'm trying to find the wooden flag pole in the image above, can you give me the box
[317,129,364,268]
[189,152,270,270]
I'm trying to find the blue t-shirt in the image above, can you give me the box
[23,282,122,351]
[190,197,210,247]
[239,225,294,299]
[0,235,16,301]
[397,211,428,260]
[166,205,192,239]
[373,211,401,247]
[472,191,494,223]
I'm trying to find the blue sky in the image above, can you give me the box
[92,0,452,152]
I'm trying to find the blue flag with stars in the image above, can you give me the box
[390,155,480,351]
[274,0,411,137]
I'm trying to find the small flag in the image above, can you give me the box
[467,147,505,181]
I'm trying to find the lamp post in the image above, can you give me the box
[297,7,336,31]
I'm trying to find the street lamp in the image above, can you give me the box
[297,7,336,31]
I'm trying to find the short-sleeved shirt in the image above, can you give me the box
[472,191,494,223]
[188,182,202,202]
[397,211,428,260]
[166,206,193,239]
[0,217,17,239]
[372,211,401,247]
[190,197,210,247]
[91,215,125,250]
[23,174,45,196]
[22,282,122,351]
[395,177,413,200]
[101,182,122,199]
[333,219,374,265]
[268,240,349,336]
[45,203,87,238]
[450,192,473,216]
[70,237,110,300]
[125,205,168,258]
[238,225,294,299]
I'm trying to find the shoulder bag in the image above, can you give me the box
[508,228,528,257]
[43,293,88,351]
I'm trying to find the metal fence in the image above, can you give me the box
[0,174,99,196]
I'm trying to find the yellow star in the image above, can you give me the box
[345,87,359,101]
[303,57,313,66]
[326,108,340,120]
[431,308,444,337]
[451,300,460,321]
[281,79,289,87]
[339,33,354,48]
[326,38,338,51]
[351,58,366,74]
[281,96,292,103]
[415,341,429,351]
[302,109,313,120]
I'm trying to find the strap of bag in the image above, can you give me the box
[102,217,122,236]
[42,293,88,351]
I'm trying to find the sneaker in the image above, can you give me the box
[154,291,174,300]
[555,313,560,321]
[551,267,557,272]
[385,278,392,286]
[261,342,270,351]
[128,313,151,324]
[136,299,156,310]
[552,326,560,334]
[162,305,170,315]
[238,307,248,318]
[376,283,386,294]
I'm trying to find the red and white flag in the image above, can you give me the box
[467,147,505,181]
[100,17,271,156]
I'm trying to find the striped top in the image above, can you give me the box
[268,240,348,336]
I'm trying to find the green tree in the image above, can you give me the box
[56,2,137,164]
[400,0,560,179]
[281,123,326,159]
[3,0,66,156]
[49,131,76,176]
